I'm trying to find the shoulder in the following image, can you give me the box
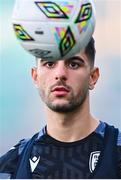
[95,121,121,147]
[106,122,121,146]
[0,128,44,173]
[108,125,121,178]
[117,130,121,146]
[0,129,44,178]
[117,130,121,178]
[100,121,121,146]
[0,138,29,178]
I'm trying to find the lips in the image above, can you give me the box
[51,86,70,92]
[51,86,70,96]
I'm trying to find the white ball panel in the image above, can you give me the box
[12,0,96,61]
[13,21,56,44]
[21,42,61,60]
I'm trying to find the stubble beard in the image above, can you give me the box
[39,85,89,113]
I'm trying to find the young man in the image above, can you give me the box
[0,38,121,179]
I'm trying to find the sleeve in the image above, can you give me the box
[0,139,29,179]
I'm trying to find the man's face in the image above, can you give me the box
[32,49,99,113]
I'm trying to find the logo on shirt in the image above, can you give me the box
[29,156,40,172]
[89,151,100,173]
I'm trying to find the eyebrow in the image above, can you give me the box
[40,59,55,63]
[66,56,85,63]
[40,59,49,64]
[40,59,46,62]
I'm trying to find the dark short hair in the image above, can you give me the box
[85,37,96,67]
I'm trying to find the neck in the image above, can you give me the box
[45,97,99,142]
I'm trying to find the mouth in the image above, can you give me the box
[51,86,70,96]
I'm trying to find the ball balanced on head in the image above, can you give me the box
[12,0,96,61]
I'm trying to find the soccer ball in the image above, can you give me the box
[12,0,96,61]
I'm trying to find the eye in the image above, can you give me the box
[68,61,80,69]
[44,61,55,68]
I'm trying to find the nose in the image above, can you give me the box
[54,61,67,81]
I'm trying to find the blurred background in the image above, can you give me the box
[0,0,121,155]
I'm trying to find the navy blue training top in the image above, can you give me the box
[0,121,121,179]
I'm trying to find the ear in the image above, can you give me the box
[31,67,38,88]
[89,67,99,90]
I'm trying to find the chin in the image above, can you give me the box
[51,99,69,106]
[46,100,79,113]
